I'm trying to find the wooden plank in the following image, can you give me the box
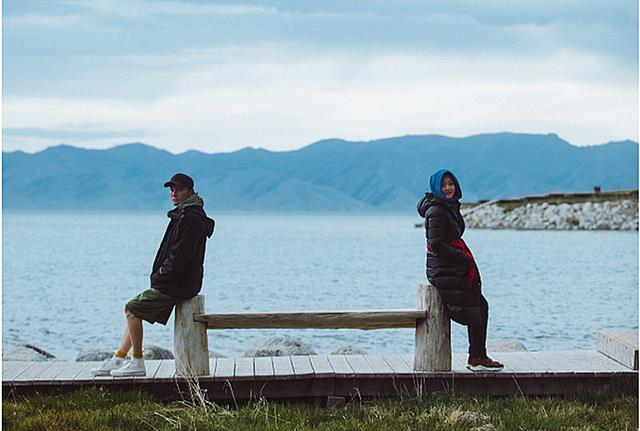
[213,357,235,379]
[253,357,274,377]
[291,355,314,377]
[134,360,163,382]
[363,355,395,377]
[450,352,516,374]
[272,356,295,377]
[489,351,552,374]
[31,361,72,381]
[383,355,414,375]
[327,355,354,376]
[209,357,218,377]
[309,355,335,377]
[195,310,426,330]
[2,361,37,381]
[613,330,639,346]
[74,361,103,382]
[344,355,375,376]
[154,359,176,380]
[55,362,92,383]
[450,352,474,373]
[234,357,255,379]
[572,350,636,373]
[598,330,638,370]
[530,350,633,373]
[94,369,119,382]
[2,350,636,399]
[13,362,55,382]
[2,361,23,379]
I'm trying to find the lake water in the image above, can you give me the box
[3,211,638,360]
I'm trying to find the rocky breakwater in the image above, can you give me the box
[463,199,638,231]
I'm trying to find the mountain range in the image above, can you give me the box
[3,133,638,211]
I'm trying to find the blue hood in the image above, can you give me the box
[429,169,462,200]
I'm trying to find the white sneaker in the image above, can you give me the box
[110,358,146,377]
[91,356,127,376]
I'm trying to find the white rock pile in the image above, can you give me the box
[464,199,638,231]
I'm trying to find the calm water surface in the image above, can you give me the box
[3,211,638,360]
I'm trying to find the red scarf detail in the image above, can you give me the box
[428,240,481,293]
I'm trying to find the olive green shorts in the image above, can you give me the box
[125,288,180,325]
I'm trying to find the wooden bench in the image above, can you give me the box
[173,283,451,376]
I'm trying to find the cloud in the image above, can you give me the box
[3,1,637,153]
[3,127,151,140]
[65,0,277,17]
[3,13,85,28]
[268,0,636,29]
[3,45,636,153]
[6,1,636,61]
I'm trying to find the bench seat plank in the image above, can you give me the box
[195,310,426,330]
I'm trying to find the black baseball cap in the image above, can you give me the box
[163,173,194,189]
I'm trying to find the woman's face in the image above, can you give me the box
[441,175,456,199]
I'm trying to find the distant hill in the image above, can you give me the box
[3,133,638,211]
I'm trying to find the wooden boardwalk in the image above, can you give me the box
[3,350,637,401]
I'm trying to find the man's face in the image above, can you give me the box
[170,185,191,205]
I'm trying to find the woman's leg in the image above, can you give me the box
[467,295,489,358]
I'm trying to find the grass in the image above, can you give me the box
[3,381,637,431]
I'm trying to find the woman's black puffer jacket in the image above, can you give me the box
[417,193,483,325]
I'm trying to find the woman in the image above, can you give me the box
[417,169,503,372]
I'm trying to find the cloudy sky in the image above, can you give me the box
[3,0,638,153]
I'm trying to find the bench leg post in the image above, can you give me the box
[174,294,210,376]
[414,283,451,371]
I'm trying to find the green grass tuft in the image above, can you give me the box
[3,383,638,431]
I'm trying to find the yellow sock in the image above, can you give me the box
[114,350,127,359]
[132,352,143,360]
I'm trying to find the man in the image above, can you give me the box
[92,173,215,377]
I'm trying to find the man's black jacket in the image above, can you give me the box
[151,205,215,299]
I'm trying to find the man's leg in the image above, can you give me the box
[117,326,132,356]
[125,309,143,358]
[110,309,147,377]
[91,322,131,376]
[111,288,177,377]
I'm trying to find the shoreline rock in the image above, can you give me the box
[76,349,115,362]
[143,345,174,360]
[487,340,527,352]
[332,345,368,355]
[244,335,317,357]
[462,199,638,231]
[3,344,56,361]
[75,345,174,362]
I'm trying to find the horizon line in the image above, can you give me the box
[3,131,638,156]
